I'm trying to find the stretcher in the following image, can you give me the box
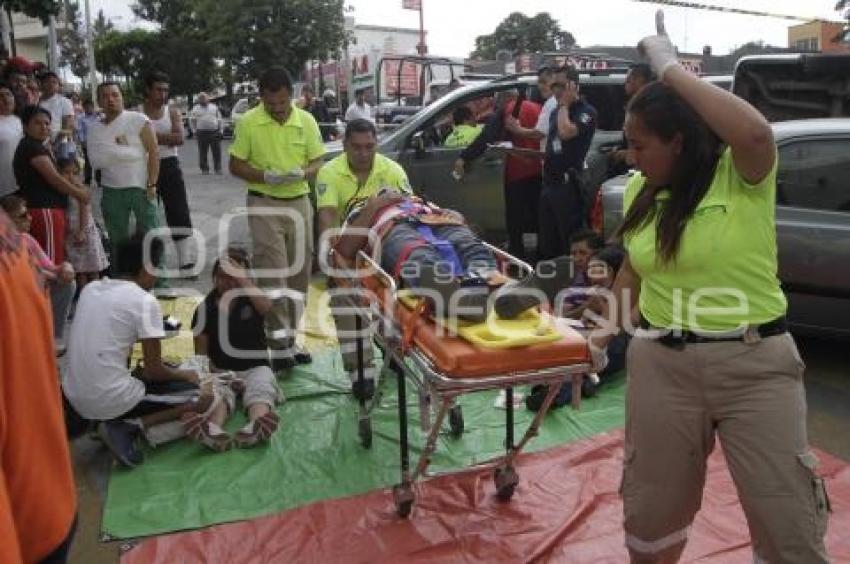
[339,244,592,517]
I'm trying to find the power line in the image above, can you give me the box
[631,0,840,23]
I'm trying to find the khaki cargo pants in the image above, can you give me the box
[247,193,313,354]
[622,332,830,564]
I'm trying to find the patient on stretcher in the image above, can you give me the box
[333,189,571,323]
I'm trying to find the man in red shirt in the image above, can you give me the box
[452,90,542,260]
[501,92,542,259]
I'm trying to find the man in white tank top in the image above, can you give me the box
[87,81,160,259]
[141,71,196,273]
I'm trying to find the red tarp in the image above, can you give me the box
[122,430,850,563]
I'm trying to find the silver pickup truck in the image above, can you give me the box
[599,118,850,337]
[600,54,850,337]
[324,71,629,241]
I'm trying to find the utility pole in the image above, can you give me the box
[0,9,11,56]
[47,15,59,71]
[344,15,354,108]
[84,0,97,94]
[417,1,427,55]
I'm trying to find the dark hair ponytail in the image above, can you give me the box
[615,82,722,263]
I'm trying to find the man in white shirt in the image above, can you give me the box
[63,234,210,467]
[344,88,373,123]
[38,71,75,142]
[189,92,222,174]
[0,84,22,197]
[87,81,160,257]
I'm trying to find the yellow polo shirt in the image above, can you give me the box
[444,124,483,148]
[623,146,786,332]
[316,152,411,224]
[229,104,325,198]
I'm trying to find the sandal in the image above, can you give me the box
[234,411,280,448]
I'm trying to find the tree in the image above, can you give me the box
[58,1,88,82]
[188,0,348,82]
[471,11,576,60]
[1,0,60,56]
[92,8,113,38]
[94,28,157,85]
[128,0,349,102]
[130,0,216,101]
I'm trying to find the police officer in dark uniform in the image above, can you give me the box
[539,66,597,261]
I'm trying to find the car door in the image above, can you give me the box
[395,122,506,242]
[776,135,850,335]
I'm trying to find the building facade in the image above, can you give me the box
[788,21,850,53]
[303,20,428,106]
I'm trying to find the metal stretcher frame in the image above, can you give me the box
[349,246,592,517]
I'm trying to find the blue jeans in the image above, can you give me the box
[380,222,497,287]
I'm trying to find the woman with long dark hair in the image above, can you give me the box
[13,105,89,264]
[589,13,829,563]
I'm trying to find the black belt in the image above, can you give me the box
[248,190,305,202]
[638,314,787,349]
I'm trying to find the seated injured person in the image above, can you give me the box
[187,248,282,452]
[332,188,571,324]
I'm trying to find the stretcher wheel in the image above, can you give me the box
[393,482,415,518]
[359,416,372,449]
[448,405,464,437]
[494,465,519,502]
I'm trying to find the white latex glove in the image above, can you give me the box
[638,10,679,80]
[588,339,609,374]
[263,169,287,185]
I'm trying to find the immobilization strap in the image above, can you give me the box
[414,225,464,277]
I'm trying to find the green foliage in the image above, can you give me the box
[0,0,59,25]
[92,8,113,37]
[471,11,576,60]
[94,0,348,100]
[58,1,88,80]
[94,27,215,101]
[195,0,349,81]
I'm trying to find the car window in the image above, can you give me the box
[778,138,850,212]
[422,93,496,148]
[580,83,626,131]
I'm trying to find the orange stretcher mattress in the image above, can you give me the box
[365,278,590,378]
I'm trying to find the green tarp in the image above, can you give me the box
[102,349,625,540]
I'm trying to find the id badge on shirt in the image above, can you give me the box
[552,137,562,154]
